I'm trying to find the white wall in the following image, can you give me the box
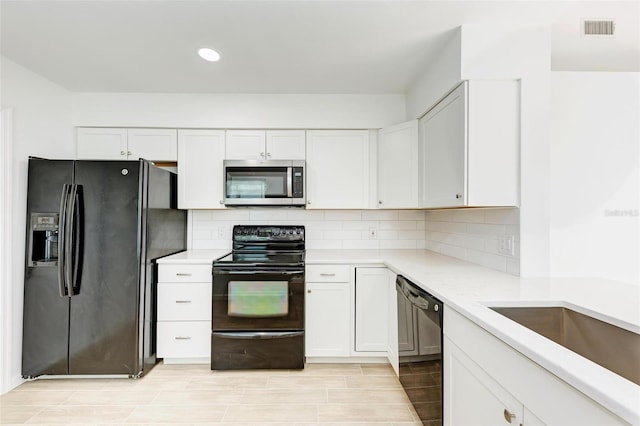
[550,72,640,284]
[459,24,551,277]
[0,57,74,393]
[72,93,406,129]
[191,209,427,250]
[405,27,462,119]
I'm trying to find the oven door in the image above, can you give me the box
[212,268,304,331]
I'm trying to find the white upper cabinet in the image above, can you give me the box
[77,128,177,161]
[127,128,178,161]
[306,130,370,209]
[177,129,226,209]
[377,120,419,209]
[225,130,305,160]
[266,130,306,159]
[420,81,520,208]
[77,128,127,160]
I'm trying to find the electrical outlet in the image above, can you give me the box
[368,227,378,239]
[498,235,515,256]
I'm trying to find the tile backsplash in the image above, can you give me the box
[190,207,520,275]
[190,209,427,250]
[424,208,520,275]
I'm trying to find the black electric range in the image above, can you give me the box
[211,225,305,370]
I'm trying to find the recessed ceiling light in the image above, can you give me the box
[198,48,221,62]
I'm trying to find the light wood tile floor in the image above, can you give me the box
[0,363,421,425]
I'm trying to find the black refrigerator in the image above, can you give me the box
[22,158,187,378]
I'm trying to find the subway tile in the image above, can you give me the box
[452,209,485,223]
[324,230,361,240]
[210,209,251,221]
[506,225,520,241]
[378,230,398,240]
[341,220,378,230]
[416,240,427,249]
[398,210,426,221]
[306,240,344,249]
[467,223,506,237]
[379,240,418,249]
[248,210,290,221]
[192,229,212,240]
[436,243,468,260]
[324,211,363,221]
[484,208,520,225]
[379,221,418,230]
[438,221,467,234]
[362,210,399,221]
[191,211,213,222]
[191,240,231,250]
[286,209,325,221]
[425,210,453,222]
[467,250,508,272]
[343,240,380,249]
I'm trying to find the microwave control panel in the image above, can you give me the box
[292,167,304,198]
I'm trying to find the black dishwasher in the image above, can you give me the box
[396,275,443,426]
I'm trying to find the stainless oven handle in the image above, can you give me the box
[212,331,304,340]
[213,269,304,276]
[287,166,293,198]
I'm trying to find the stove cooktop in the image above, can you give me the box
[213,250,305,269]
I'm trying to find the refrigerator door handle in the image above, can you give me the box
[57,184,71,297]
[69,184,83,296]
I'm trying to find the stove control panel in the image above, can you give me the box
[233,225,305,241]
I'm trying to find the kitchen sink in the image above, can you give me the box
[489,306,640,386]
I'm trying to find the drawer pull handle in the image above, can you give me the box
[175,273,192,276]
[175,300,192,304]
[503,409,516,424]
[175,336,191,340]
[320,273,336,277]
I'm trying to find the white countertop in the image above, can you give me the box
[158,248,640,424]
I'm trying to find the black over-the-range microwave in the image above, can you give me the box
[223,160,306,206]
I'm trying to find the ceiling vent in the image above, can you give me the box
[582,19,616,36]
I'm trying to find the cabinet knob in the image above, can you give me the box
[378,200,383,205]
[127,151,132,156]
[219,200,224,205]
[267,152,272,158]
[503,409,516,424]
[307,201,311,205]
[456,194,463,199]
[307,289,311,293]
[260,152,265,158]
[120,151,126,156]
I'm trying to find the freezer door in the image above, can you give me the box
[22,159,74,377]
[68,161,143,375]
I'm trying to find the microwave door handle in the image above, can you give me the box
[287,166,293,198]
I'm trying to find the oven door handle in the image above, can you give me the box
[213,269,304,276]
[212,331,304,340]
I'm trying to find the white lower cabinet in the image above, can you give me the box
[444,308,627,426]
[156,263,212,363]
[305,265,351,357]
[354,267,388,352]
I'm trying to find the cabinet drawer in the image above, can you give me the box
[158,264,211,283]
[306,265,350,282]
[157,321,211,358]
[157,283,212,321]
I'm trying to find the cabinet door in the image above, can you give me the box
[387,270,399,376]
[305,282,350,357]
[355,268,388,352]
[76,128,127,160]
[225,130,266,160]
[378,120,419,208]
[266,130,306,160]
[421,82,467,208]
[306,130,370,209]
[177,129,226,209]
[444,336,523,426]
[127,128,177,161]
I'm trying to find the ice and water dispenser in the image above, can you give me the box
[28,213,59,267]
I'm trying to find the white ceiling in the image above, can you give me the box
[1,1,638,94]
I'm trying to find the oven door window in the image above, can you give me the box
[228,281,288,317]
[226,168,288,199]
